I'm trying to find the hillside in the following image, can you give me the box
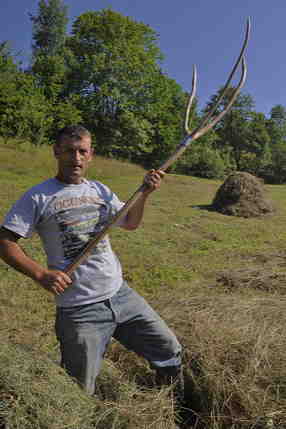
[0,142,286,428]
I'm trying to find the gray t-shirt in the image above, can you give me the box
[2,178,125,307]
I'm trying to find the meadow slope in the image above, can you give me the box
[0,142,286,428]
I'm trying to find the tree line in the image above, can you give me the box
[1,0,286,183]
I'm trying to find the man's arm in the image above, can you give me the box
[0,227,72,295]
[122,169,164,231]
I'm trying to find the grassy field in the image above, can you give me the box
[0,141,286,428]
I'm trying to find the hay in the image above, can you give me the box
[216,268,286,294]
[0,343,177,429]
[154,294,286,427]
[212,172,274,218]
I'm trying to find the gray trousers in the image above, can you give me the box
[55,282,182,395]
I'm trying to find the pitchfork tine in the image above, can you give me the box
[196,56,247,137]
[184,65,197,135]
[188,17,250,139]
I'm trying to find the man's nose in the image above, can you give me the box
[72,150,82,161]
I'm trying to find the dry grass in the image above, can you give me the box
[1,142,286,428]
[0,342,177,429]
[154,294,286,428]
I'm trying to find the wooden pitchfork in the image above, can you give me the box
[65,18,251,276]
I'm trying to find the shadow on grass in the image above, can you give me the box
[191,204,216,212]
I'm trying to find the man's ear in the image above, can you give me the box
[88,147,94,161]
[53,144,60,158]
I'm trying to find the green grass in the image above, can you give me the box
[0,141,286,428]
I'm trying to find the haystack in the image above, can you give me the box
[212,172,273,218]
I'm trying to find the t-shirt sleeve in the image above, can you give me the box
[110,193,126,227]
[1,190,40,238]
[92,181,126,225]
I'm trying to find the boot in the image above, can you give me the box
[155,365,185,405]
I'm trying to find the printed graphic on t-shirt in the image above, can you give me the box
[54,198,113,260]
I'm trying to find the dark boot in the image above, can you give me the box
[155,365,185,405]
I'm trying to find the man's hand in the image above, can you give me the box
[0,227,72,296]
[37,269,72,296]
[143,169,165,194]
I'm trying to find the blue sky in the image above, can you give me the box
[0,1,285,116]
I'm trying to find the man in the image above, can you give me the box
[0,125,183,397]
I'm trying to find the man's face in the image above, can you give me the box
[54,135,93,184]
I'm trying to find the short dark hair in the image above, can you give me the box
[55,125,91,145]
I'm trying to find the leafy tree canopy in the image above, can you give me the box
[30,0,68,58]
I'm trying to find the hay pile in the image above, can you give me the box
[212,172,273,217]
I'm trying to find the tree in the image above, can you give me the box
[140,73,189,168]
[30,0,68,58]
[267,104,286,145]
[239,112,271,175]
[259,105,286,183]
[30,0,69,101]
[269,141,286,183]
[0,70,52,144]
[66,9,163,108]
[66,9,187,164]
[0,42,17,74]
[31,53,67,100]
[205,88,256,169]
[0,43,52,143]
